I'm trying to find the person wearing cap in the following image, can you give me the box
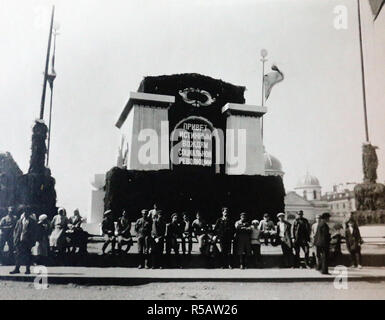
[259,213,276,245]
[32,214,50,265]
[101,210,116,255]
[314,212,331,274]
[214,207,235,269]
[135,209,152,268]
[251,220,262,267]
[151,210,167,268]
[276,212,294,268]
[235,213,252,269]
[116,210,133,254]
[49,208,69,254]
[292,210,311,268]
[192,212,212,254]
[182,213,193,255]
[10,209,37,274]
[165,213,184,268]
[0,206,17,262]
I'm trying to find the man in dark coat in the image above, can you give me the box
[165,213,184,268]
[151,210,166,269]
[276,212,293,268]
[10,210,37,274]
[214,207,235,269]
[292,210,311,268]
[101,210,116,255]
[314,212,331,275]
[135,209,152,269]
[345,217,363,268]
[116,210,133,254]
[0,207,17,261]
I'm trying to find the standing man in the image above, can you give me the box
[192,212,212,254]
[234,213,252,269]
[151,210,167,268]
[292,210,311,268]
[214,207,235,269]
[345,218,363,269]
[135,209,152,269]
[314,212,331,275]
[149,203,159,221]
[10,210,37,274]
[310,214,321,267]
[165,213,183,268]
[276,212,293,268]
[0,207,17,262]
[182,213,193,255]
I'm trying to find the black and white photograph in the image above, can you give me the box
[0,0,385,303]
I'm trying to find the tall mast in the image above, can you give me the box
[39,6,55,120]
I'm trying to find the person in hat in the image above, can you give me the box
[276,212,294,268]
[0,206,17,262]
[10,210,37,274]
[292,210,311,268]
[101,210,116,255]
[135,209,152,268]
[314,212,331,274]
[234,213,252,269]
[116,210,133,254]
[49,208,69,254]
[192,212,212,254]
[259,213,276,245]
[214,207,235,269]
[151,210,167,268]
[251,220,262,267]
[182,213,193,255]
[32,214,50,265]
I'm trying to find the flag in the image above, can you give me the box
[263,65,284,101]
[369,0,385,20]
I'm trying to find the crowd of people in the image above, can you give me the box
[0,204,364,274]
[0,206,87,274]
[101,205,364,274]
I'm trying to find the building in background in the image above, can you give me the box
[322,183,358,218]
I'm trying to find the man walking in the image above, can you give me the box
[0,207,17,262]
[10,210,37,274]
[214,207,235,269]
[314,212,331,275]
[292,210,311,268]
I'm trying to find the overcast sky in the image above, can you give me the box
[1,0,384,216]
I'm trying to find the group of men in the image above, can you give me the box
[101,205,354,273]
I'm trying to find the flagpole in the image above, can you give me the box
[39,6,55,120]
[260,49,268,140]
[46,25,59,167]
[357,0,370,142]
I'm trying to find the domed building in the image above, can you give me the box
[285,172,329,223]
[264,148,284,178]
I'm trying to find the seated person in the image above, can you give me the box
[116,210,133,254]
[101,210,116,255]
[258,213,276,245]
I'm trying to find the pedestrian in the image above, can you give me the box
[276,212,294,268]
[165,213,183,268]
[182,213,193,255]
[0,206,17,262]
[251,220,262,267]
[151,210,166,269]
[32,214,50,265]
[259,213,276,245]
[49,208,69,254]
[213,207,235,269]
[345,219,363,269]
[116,210,133,254]
[292,210,311,268]
[314,212,331,275]
[101,210,116,255]
[148,203,159,221]
[10,210,37,274]
[234,213,252,269]
[135,209,152,268]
